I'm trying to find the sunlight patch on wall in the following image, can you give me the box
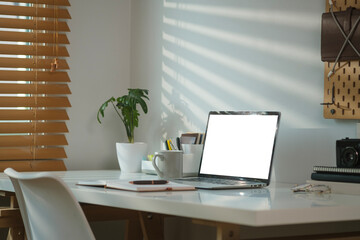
[162,31,319,102]
[162,61,178,80]
[163,55,229,109]
[177,73,229,110]
[162,42,320,128]
[160,110,169,140]
[163,1,317,30]
[167,52,274,108]
[160,74,185,117]
[161,72,173,93]
[164,45,269,112]
[175,90,209,130]
[161,72,208,131]
[161,77,204,132]
[163,0,177,9]
[161,0,323,129]
[162,53,223,113]
[160,84,173,113]
[163,16,317,65]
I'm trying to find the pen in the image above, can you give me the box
[129,180,169,185]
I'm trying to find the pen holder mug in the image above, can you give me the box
[152,150,183,179]
[182,144,203,174]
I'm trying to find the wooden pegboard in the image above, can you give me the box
[323,0,360,119]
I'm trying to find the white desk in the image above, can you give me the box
[1,170,360,239]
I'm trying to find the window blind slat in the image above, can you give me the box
[0,160,66,172]
[0,71,70,82]
[0,97,71,107]
[0,110,69,120]
[0,0,71,6]
[0,122,68,133]
[0,83,71,94]
[0,2,71,164]
[0,5,71,19]
[0,18,70,31]
[0,148,67,160]
[0,58,69,70]
[0,135,68,147]
[0,31,69,44]
[0,44,69,57]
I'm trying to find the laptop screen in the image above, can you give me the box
[199,111,280,181]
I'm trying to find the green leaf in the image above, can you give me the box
[97,89,149,143]
[97,97,115,123]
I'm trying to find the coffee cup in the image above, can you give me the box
[152,150,183,179]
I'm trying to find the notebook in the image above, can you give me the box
[174,111,281,189]
[76,180,196,192]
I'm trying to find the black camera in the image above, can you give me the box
[336,138,360,168]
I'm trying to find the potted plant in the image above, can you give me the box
[97,88,149,172]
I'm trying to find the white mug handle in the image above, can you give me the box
[152,154,164,178]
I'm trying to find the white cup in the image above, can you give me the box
[152,150,183,179]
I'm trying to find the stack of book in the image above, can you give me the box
[308,166,360,195]
[311,166,360,183]
[164,133,205,150]
[180,133,205,145]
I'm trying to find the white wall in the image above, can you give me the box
[65,0,358,183]
[67,0,131,170]
[131,0,358,184]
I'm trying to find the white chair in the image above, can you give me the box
[4,168,96,240]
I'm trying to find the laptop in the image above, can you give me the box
[174,111,281,189]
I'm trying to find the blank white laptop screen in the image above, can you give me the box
[199,114,279,180]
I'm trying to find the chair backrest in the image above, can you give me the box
[4,168,95,240]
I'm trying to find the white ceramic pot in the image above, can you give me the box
[116,142,147,173]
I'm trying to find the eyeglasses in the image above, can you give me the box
[291,184,331,194]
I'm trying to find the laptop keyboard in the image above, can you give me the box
[180,177,244,185]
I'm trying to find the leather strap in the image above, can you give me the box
[344,7,354,35]
[321,7,360,62]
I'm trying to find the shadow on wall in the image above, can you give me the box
[159,0,323,138]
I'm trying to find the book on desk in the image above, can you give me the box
[311,166,360,183]
[313,166,360,174]
[309,166,360,195]
[76,180,196,192]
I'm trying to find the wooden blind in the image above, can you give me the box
[0,0,70,171]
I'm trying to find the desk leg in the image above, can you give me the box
[193,219,240,240]
[6,227,25,240]
[80,204,143,240]
[6,196,25,240]
[216,224,241,240]
[138,212,164,240]
[124,218,143,240]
